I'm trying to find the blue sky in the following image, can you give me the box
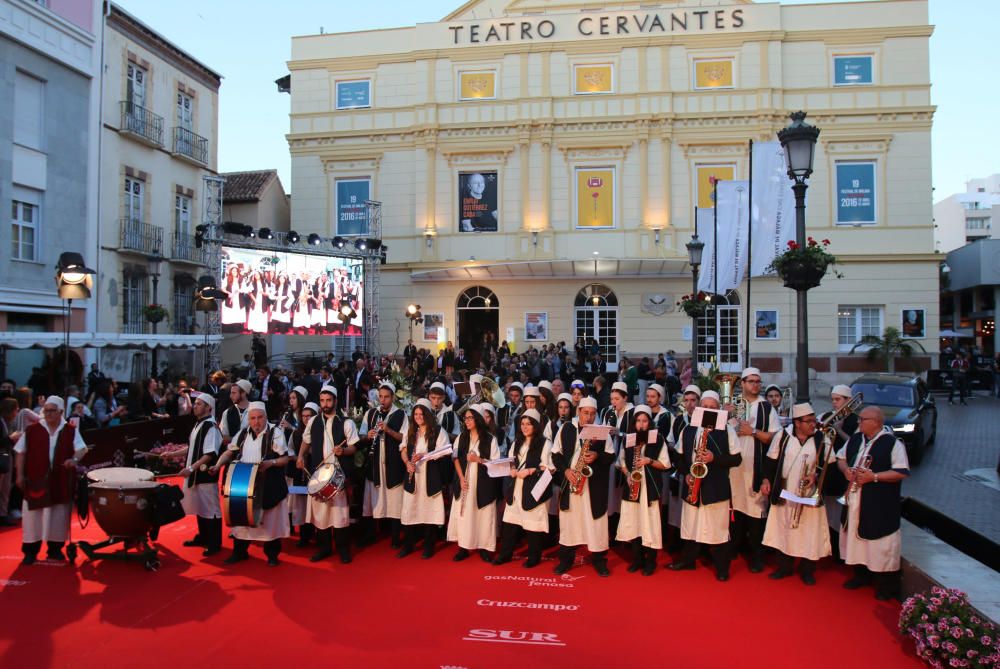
[116,0,994,201]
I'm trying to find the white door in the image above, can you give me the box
[124,178,143,248]
[127,64,146,108]
[177,92,193,130]
[697,304,741,372]
[574,307,619,373]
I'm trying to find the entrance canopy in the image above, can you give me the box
[411,258,690,282]
[0,332,221,349]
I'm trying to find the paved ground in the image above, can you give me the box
[904,390,1000,545]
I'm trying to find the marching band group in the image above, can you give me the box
[13,367,909,600]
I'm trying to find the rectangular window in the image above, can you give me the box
[695,164,735,209]
[175,194,191,236]
[127,63,147,108]
[835,161,877,225]
[14,71,44,150]
[122,273,148,334]
[573,64,613,95]
[335,178,370,236]
[458,71,496,100]
[574,167,616,229]
[833,55,874,86]
[838,305,883,350]
[176,92,193,130]
[693,58,734,90]
[172,280,195,335]
[124,177,143,222]
[11,194,39,262]
[335,80,371,109]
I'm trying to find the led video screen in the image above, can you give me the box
[219,246,363,336]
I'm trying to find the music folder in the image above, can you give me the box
[485,457,513,478]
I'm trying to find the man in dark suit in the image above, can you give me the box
[593,375,611,415]
[403,340,417,366]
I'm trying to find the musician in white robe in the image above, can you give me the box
[761,403,835,585]
[399,398,452,559]
[837,406,909,601]
[666,385,701,539]
[300,386,359,564]
[359,383,409,548]
[219,379,252,443]
[447,406,500,562]
[179,392,223,556]
[213,402,291,566]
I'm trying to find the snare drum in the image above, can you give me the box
[87,467,155,484]
[307,463,346,503]
[89,479,158,538]
[222,462,262,527]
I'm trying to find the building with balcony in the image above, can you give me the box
[285,0,938,385]
[94,3,221,379]
[933,174,1000,253]
[0,0,102,386]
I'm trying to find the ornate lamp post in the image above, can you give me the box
[686,234,705,377]
[777,111,821,403]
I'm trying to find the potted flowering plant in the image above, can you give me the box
[677,291,711,318]
[767,237,840,290]
[143,303,169,323]
[898,586,999,669]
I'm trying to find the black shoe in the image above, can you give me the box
[223,552,249,565]
[716,571,730,582]
[843,576,871,590]
[627,561,642,573]
[553,561,572,575]
[769,568,793,580]
[453,548,470,562]
[47,548,66,562]
[267,556,280,567]
[492,554,511,566]
[421,546,435,560]
[667,560,696,571]
[21,553,37,566]
[479,549,493,563]
[309,548,333,563]
[800,571,816,586]
[397,545,414,558]
[0,516,14,527]
[202,546,222,557]
[593,561,610,577]
[642,562,656,576]
[295,537,311,548]
[748,558,764,574]
[522,557,541,568]
[183,536,206,547]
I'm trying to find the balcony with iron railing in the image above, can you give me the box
[171,231,205,264]
[119,101,164,147]
[172,126,208,165]
[119,218,164,256]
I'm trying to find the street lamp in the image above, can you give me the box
[195,275,226,380]
[148,248,163,379]
[686,234,705,377]
[777,110,821,403]
[56,252,95,403]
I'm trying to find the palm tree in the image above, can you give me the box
[850,326,927,373]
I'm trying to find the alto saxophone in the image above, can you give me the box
[628,438,644,502]
[789,457,814,529]
[570,439,593,495]
[685,427,711,504]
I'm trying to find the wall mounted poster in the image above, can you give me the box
[423,313,444,341]
[458,171,498,232]
[575,168,615,228]
[525,312,548,341]
[901,308,925,339]
[754,310,779,340]
[696,164,735,209]
[336,178,370,236]
[836,161,876,225]
[336,80,370,109]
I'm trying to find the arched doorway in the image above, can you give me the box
[457,286,499,368]
[574,283,619,372]
[697,290,741,372]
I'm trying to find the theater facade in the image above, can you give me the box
[286,0,936,383]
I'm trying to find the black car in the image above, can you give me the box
[850,374,937,465]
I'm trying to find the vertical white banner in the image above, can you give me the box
[750,141,796,277]
[696,182,749,295]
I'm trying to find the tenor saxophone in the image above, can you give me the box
[570,439,593,495]
[789,457,814,529]
[628,439,644,502]
[685,427,711,504]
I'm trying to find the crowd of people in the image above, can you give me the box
[0,348,911,601]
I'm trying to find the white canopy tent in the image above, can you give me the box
[0,332,221,349]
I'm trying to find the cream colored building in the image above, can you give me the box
[93,4,221,379]
[286,0,937,385]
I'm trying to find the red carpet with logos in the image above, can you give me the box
[0,507,922,669]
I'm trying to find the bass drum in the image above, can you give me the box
[222,462,262,528]
[89,480,158,538]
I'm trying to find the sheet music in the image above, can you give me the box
[418,445,453,463]
[530,469,553,501]
[779,489,819,506]
[485,457,513,478]
[579,424,613,440]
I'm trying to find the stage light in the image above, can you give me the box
[308,233,321,246]
[366,238,382,251]
[56,252,95,299]
[287,230,300,244]
[407,304,421,316]
[222,221,255,238]
[333,236,346,249]
[258,227,274,240]
[354,238,367,251]
[195,224,207,248]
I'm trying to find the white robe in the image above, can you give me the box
[837,436,909,572]
[730,398,780,519]
[616,439,671,549]
[502,439,553,533]
[302,414,359,530]
[666,414,690,529]
[551,426,614,552]
[14,419,87,543]
[361,410,409,520]
[446,434,500,551]
[182,418,222,519]
[604,404,633,516]
[400,428,451,526]
[762,429,835,561]
[228,427,291,542]
[676,425,740,545]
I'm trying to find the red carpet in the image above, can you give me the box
[0,509,922,669]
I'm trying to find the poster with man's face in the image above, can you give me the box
[901,309,925,339]
[458,171,498,232]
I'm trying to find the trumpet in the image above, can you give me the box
[838,454,872,506]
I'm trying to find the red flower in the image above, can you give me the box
[787,241,799,250]
[822,238,831,245]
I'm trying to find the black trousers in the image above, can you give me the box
[730,511,765,563]
[197,517,222,551]
[681,539,730,574]
[232,538,281,559]
[776,551,815,574]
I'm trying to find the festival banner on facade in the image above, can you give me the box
[696,165,734,209]
[696,180,749,295]
[336,80,370,109]
[574,64,613,94]
[694,58,734,89]
[458,171,499,232]
[836,161,877,225]
[575,168,615,228]
[336,178,370,236]
[459,71,496,99]
[749,141,796,277]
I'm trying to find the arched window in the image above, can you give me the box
[574,283,618,308]
[574,284,620,372]
[697,290,741,371]
[457,285,499,309]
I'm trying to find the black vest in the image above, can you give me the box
[503,437,552,511]
[233,426,288,510]
[187,418,220,487]
[679,425,741,506]
[403,428,448,497]
[438,409,458,440]
[622,432,665,505]
[748,399,774,493]
[550,423,613,518]
[453,432,499,509]
[224,405,246,440]
[307,413,350,473]
[844,431,904,540]
[765,430,822,506]
[365,407,406,488]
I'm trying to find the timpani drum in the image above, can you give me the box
[222,462,262,528]
[88,467,155,484]
[89,479,158,538]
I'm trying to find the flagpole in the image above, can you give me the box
[713,177,719,345]
[745,139,754,367]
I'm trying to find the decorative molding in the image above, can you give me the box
[821,136,893,155]
[557,144,631,161]
[677,141,748,158]
[320,154,383,173]
[441,149,514,166]
[641,293,676,316]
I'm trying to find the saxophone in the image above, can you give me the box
[570,439,593,495]
[628,438,644,502]
[789,457,814,529]
[685,427,711,504]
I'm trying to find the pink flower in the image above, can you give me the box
[981,636,992,645]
